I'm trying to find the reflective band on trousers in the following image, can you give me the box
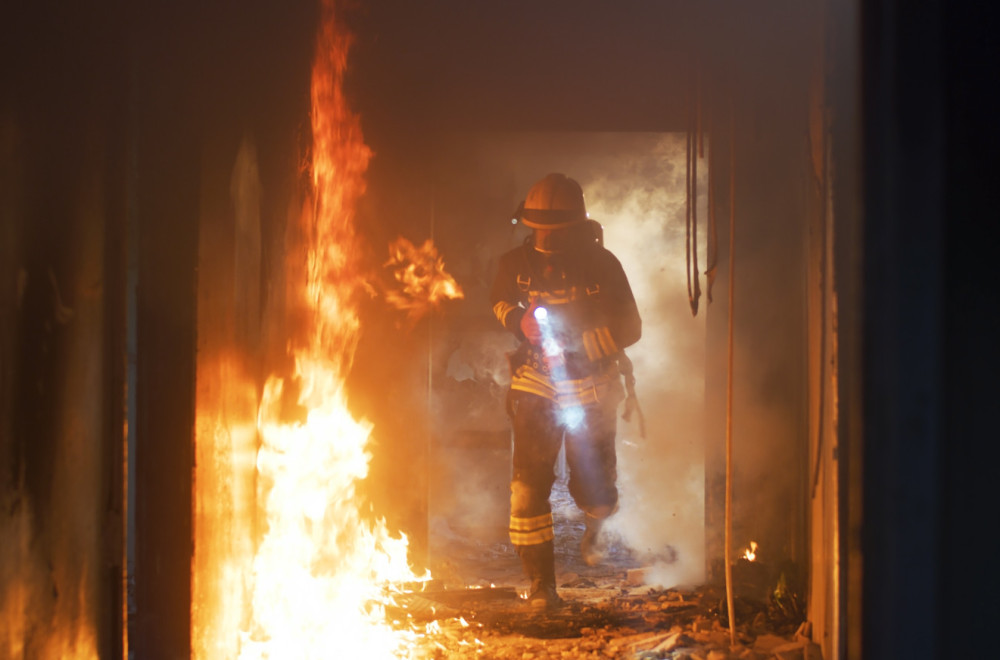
[509,512,554,546]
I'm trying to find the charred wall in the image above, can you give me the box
[1,1,129,657]
[133,1,316,657]
[2,0,316,657]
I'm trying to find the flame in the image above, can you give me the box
[241,371,419,658]
[236,1,428,656]
[384,237,464,322]
[743,541,758,562]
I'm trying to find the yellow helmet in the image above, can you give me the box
[520,173,588,229]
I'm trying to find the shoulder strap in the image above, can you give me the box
[517,243,539,294]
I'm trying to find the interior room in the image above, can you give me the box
[2,1,996,659]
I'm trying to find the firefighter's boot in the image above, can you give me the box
[580,512,605,567]
[518,541,563,611]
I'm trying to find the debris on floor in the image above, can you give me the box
[402,519,822,658]
[411,476,820,658]
[396,577,823,659]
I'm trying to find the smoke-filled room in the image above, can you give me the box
[2,1,997,659]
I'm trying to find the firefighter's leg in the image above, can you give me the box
[508,390,564,609]
[579,507,616,567]
[565,395,620,567]
[516,537,560,610]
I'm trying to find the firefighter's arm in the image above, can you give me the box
[580,254,642,361]
[608,296,642,349]
[490,254,529,342]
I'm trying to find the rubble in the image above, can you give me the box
[412,485,819,658]
[394,576,822,659]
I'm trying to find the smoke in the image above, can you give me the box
[428,328,514,548]
[581,134,708,588]
[444,329,516,391]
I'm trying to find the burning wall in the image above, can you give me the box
[192,1,463,656]
[1,3,128,654]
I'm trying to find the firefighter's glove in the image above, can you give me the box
[520,308,543,346]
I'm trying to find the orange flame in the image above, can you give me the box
[743,541,758,562]
[384,237,464,322]
[236,1,428,656]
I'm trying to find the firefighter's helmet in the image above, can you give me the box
[520,173,588,229]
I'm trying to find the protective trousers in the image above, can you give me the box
[507,389,620,550]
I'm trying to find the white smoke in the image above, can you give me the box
[580,133,709,588]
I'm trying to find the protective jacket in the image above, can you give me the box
[491,237,642,406]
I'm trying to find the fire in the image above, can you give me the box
[242,367,420,658]
[743,541,759,562]
[236,0,430,656]
[384,237,464,322]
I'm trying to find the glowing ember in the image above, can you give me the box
[237,0,429,656]
[743,541,759,562]
[384,237,464,322]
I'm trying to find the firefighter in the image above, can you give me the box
[491,173,642,610]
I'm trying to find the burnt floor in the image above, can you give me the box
[406,480,818,659]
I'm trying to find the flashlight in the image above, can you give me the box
[532,305,582,429]
[532,306,562,357]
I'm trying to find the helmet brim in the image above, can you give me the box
[520,207,586,229]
